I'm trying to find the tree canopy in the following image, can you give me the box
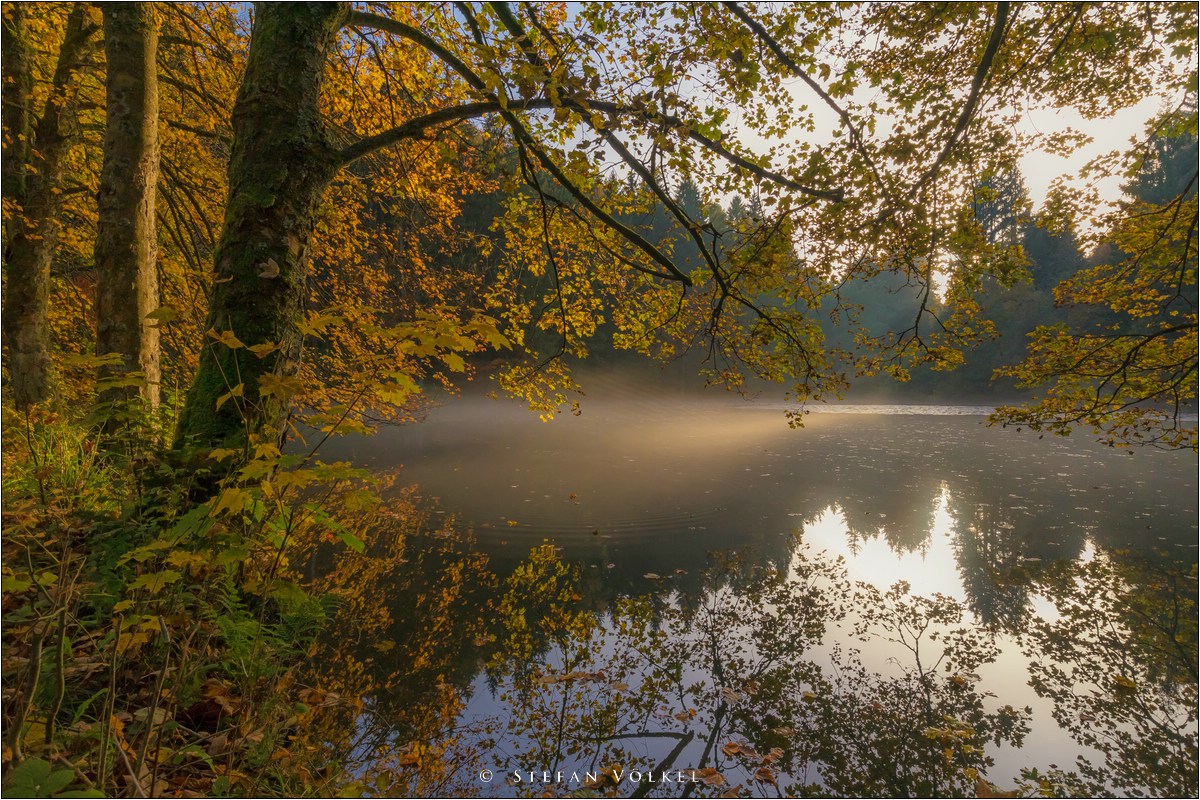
[3,1,1195,451]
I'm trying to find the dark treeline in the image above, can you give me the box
[423,121,1198,404]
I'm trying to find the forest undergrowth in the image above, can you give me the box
[1,396,410,798]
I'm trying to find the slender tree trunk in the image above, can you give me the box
[173,2,348,451]
[1,4,99,409]
[2,5,32,215]
[94,3,162,415]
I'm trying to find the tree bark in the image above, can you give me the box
[2,4,32,210]
[173,2,348,451]
[1,4,99,409]
[95,3,162,415]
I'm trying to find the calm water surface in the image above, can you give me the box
[317,383,1198,797]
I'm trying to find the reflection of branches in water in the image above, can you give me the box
[465,545,1028,797]
[294,492,499,797]
[1020,552,1199,797]
[307,528,1197,798]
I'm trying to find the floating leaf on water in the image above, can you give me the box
[720,686,747,704]
[974,776,1020,798]
[754,766,777,785]
[694,768,725,787]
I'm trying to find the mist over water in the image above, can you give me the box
[322,367,1196,573]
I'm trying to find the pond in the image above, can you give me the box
[311,378,1198,798]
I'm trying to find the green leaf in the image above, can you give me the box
[336,530,366,554]
[127,570,182,594]
[3,757,79,797]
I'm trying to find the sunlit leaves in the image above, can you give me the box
[993,109,1197,450]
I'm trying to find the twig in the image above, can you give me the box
[133,617,171,785]
[116,734,148,798]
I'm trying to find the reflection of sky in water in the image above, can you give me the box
[802,487,965,601]
[795,486,1110,781]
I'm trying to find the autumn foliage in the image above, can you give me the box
[1,1,1195,796]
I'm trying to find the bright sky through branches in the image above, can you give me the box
[1017,96,1163,209]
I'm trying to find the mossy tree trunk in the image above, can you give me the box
[173,2,349,452]
[1,4,99,409]
[94,3,162,417]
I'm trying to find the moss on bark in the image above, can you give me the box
[174,3,350,452]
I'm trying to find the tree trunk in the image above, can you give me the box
[94,3,162,415]
[173,2,348,451]
[2,5,33,212]
[1,4,99,409]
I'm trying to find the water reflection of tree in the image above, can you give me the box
[463,545,1028,798]
[1019,551,1198,798]
[297,503,1197,798]
[813,455,943,556]
[294,493,498,797]
[947,487,1033,631]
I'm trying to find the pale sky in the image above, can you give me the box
[1018,96,1164,210]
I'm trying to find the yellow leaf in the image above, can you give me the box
[128,570,182,594]
[215,383,244,412]
[207,328,246,349]
[1113,674,1138,694]
[259,372,304,400]
[211,487,251,517]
